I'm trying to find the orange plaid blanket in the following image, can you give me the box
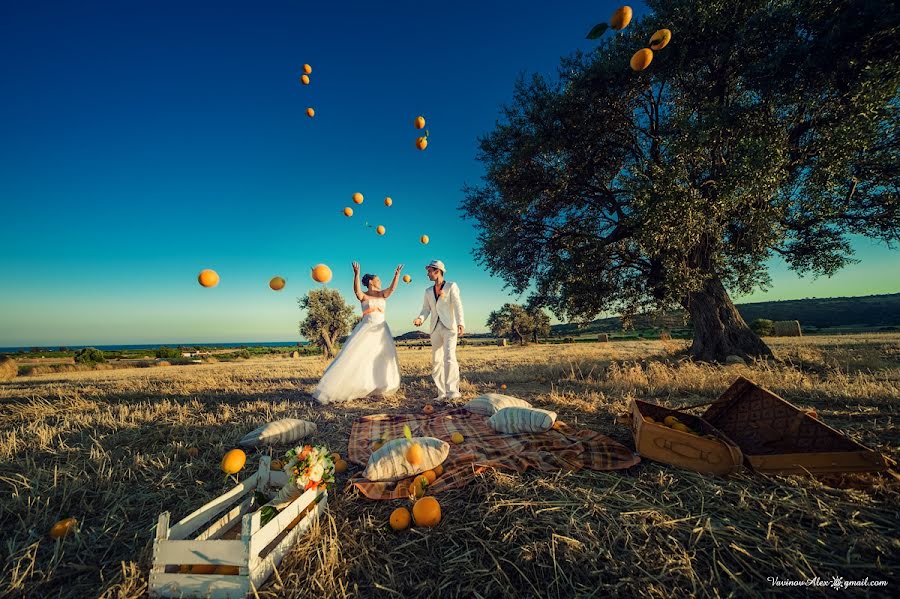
[348,408,640,500]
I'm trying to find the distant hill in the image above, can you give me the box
[550,293,900,335]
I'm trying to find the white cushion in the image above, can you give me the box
[488,407,557,434]
[464,393,532,416]
[238,419,317,447]
[362,437,449,482]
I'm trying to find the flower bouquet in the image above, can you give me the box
[259,444,335,526]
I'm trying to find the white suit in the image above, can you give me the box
[416,281,465,398]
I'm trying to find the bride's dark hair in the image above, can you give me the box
[361,273,376,287]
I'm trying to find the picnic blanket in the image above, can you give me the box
[348,407,640,500]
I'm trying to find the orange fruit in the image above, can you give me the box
[416,136,428,150]
[49,517,77,539]
[409,476,428,498]
[376,225,386,235]
[214,565,239,575]
[414,116,426,129]
[671,422,691,433]
[269,276,286,291]
[390,507,411,531]
[433,464,444,476]
[343,207,353,217]
[271,459,284,470]
[221,449,246,474]
[303,63,312,75]
[412,496,441,527]
[420,235,429,244]
[402,274,411,283]
[300,74,310,85]
[423,403,434,415]
[306,107,315,118]
[630,48,653,71]
[500,384,507,390]
[423,469,437,484]
[804,409,818,420]
[198,269,219,288]
[330,452,341,461]
[450,432,464,444]
[186,447,199,457]
[373,440,384,451]
[610,6,632,30]
[352,192,364,204]
[384,197,393,206]
[643,416,655,424]
[190,564,216,574]
[335,459,348,473]
[405,443,424,465]
[649,29,672,50]
[663,415,679,427]
[311,264,333,283]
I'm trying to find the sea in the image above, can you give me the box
[0,341,309,353]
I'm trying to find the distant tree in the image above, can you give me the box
[488,303,537,345]
[58,346,69,352]
[750,319,775,337]
[155,347,182,359]
[74,347,105,364]
[299,289,355,358]
[461,0,899,362]
[530,308,551,343]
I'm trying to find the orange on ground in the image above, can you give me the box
[343,207,353,217]
[376,225,385,235]
[423,469,437,484]
[198,269,219,288]
[630,48,653,71]
[300,74,310,85]
[303,64,312,75]
[186,447,199,457]
[500,384,507,390]
[650,29,672,50]
[331,452,341,461]
[416,136,428,150]
[384,197,393,206]
[410,475,428,498]
[402,274,412,283]
[335,459,348,473]
[49,517,77,539]
[311,264,333,283]
[412,497,441,527]
[433,464,444,476]
[423,403,434,415]
[450,432,464,444]
[663,415,679,427]
[221,449,246,474]
[610,6,633,30]
[269,276,286,291]
[420,235,429,244]
[352,192,364,204]
[414,116,425,129]
[390,507,411,531]
[306,107,315,118]
[405,443,424,465]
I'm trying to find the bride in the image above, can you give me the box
[312,262,403,404]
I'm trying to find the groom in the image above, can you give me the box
[413,260,465,401]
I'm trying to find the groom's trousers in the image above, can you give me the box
[430,322,460,398]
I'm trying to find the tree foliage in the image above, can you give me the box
[299,289,355,358]
[488,303,552,344]
[74,347,105,364]
[461,0,899,361]
[749,318,775,337]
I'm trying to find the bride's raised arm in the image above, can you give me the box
[382,264,403,299]
[352,262,365,301]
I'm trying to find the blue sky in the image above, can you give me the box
[1,0,897,347]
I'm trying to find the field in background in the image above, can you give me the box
[1,334,898,597]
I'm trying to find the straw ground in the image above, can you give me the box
[1,334,898,597]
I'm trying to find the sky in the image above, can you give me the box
[1,0,897,348]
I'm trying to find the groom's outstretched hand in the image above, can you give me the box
[414,318,423,327]
[458,325,465,336]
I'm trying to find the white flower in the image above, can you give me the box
[310,463,324,482]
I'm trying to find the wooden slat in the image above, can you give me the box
[250,493,327,588]
[256,456,270,492]
[155,539,247,567]
[248,488,321,558]
[196,496,253,541]
[148,572,249,599]
[170,473,258,540]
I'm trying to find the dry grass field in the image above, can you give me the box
[1,334,898,598]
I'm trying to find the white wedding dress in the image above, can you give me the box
[312,296,401,404]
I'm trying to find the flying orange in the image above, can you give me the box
[414,116,425,129]
[352,192,364,204]
[303,64,312,75]
[300,74,310,85]
[376,225,386,235]
[306,107,315,117]
[420,235,429,244]
[311,264,333,283]
[198,269,219,288]
[343,207,353,217]
[416,137,428,150]
[384,197,393,207]
[269,276,286,291]
[610,6,633,30]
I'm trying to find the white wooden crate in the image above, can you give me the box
[149,456,327,598]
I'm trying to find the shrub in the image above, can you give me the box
[750,318,775,337]
[74,347,105,364]
[0,355,17,381]
[155,347,182,359]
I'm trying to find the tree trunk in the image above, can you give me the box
[683,276,774,362]
[321,331,336,358]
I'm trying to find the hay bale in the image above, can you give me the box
[597,334,609,342]
[0,356,17,381]
[291,351,301,359]
[773,320,802,337]
[497,339,508,347]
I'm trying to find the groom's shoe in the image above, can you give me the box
[446,393,462,401]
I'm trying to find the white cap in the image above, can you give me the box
[426,259,446,273]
